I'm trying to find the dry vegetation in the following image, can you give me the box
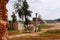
[9,34,60,40]
[9,23,60,40]
[9,30,60,40]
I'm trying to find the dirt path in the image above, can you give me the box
[8,23,60,39]
[8,33,39,39]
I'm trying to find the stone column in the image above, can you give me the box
[35,13,38,32]
[0,0,9,40]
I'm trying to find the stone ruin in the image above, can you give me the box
[28,13,47,32]
[0,0,9,40]
[28,22,35,33]
[33,13,47,25]
[13,22,25,32]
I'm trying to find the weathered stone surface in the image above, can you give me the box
[28,23,35,33]
[14,22,25,32]
[0,0,9,40]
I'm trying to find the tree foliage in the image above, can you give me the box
[14,0,32,24]
[22,0,32,24]
[11,12,17,23]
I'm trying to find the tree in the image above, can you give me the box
[11,12,17,24]
[14,0,32,24]
[14,0,24,23]
[22,0,32,24]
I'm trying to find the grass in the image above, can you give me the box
[44,30,60,34]
[38,24,53,29]
[9,36,41,40]
[39,30,60,39]
[8,30,22,36]
[9,30,60,40]
[40,30,60,35]
[9,24,60,40]
[8,30,31,36]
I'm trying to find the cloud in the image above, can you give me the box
[40,0,60,19]
[6,0,17,20]
[27,0,60,20]
[7,0,60,20]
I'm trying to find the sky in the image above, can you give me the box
[7,0,60,20]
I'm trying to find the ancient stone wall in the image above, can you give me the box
[0,0,9,40]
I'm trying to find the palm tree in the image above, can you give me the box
[14,0,32,24]
[22,0,32,24]
[14,0,24,23]
[11,12,17,24]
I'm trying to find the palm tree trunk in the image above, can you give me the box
[25,15,27,24]
[22,15,24,24]
[25,15,27,22]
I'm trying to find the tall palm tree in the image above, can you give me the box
[14,0,32,24]
[14,0,24,23]
[22,0,32,24]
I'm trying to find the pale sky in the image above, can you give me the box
[7,0,60,20]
